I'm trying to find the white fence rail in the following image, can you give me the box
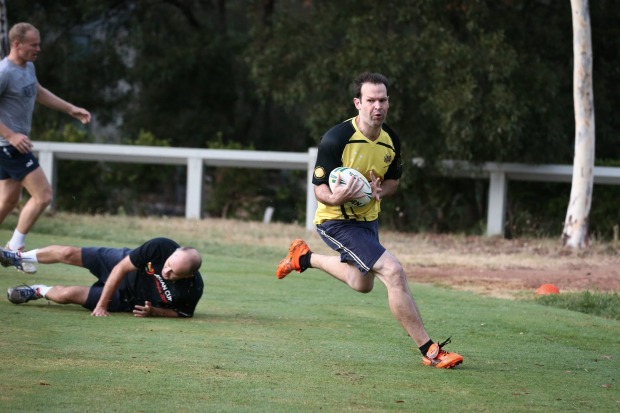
[33,141,318,229]
[33,141,620,236]
[437,161,620,235]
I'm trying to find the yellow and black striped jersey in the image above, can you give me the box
[312,117,402,223]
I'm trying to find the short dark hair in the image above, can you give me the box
[352,73,390,99]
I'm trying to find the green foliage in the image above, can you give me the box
[54,129,182,215]
[204,136,306,222]
[129,129,171,147]
[588,186,620,242]
[268,171,307,223]
[9,0,620,160]
[205,137,263,220]
[121,2,244,147]
[244,0,586,164]
[506,179,620,241]
[6,0,620,233]
[9,0,131,135]
[36,123,89,143]
[381,173,487,234]
[536,291,620,321]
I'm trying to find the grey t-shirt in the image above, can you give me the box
[0,57,38,146]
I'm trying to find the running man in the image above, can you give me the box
[276,73,463,368]
[0,22,91,274]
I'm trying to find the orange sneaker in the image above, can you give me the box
[422,337,463,369]
[275,239,310,279]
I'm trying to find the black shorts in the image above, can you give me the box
[316,220,386,275]
[82,246,133,312]
[0,146,40,181]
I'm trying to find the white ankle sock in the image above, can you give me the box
[21,249,39,263]
[31,284,52,298]
[8,230,26,250]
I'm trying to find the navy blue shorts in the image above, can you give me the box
[0,146,40,181]
[82,246,133,312]
[316,220,386,275]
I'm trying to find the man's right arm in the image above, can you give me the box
[314,176,364,207]
[0,121,32,153]
[36,84,92,125]
[91,256,136,317]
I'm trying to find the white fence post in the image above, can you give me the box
[486,171,507,236]
[36,148,55,209]
[306,147,318,230]
[186,157,203,219]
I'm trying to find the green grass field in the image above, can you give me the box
[0,214,618,412]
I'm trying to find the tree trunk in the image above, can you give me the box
[562,0,595,249]
[0,0,8,58]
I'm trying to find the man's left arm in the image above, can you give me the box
[36,84,91,124]
[380,179,400,198]
[370,171,399,201]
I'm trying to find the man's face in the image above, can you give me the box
[161,250,193,281]
[354,82,389,128]
[15,30,41,63]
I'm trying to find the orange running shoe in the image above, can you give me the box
[275,239,310,279]
[422,337,463,369]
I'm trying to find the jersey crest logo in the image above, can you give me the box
[146,262,155,275]
[314,166,326,179]
[384,154,392,164]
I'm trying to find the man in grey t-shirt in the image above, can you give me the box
[0,22,91,274]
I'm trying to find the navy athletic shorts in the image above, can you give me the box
[0,146,40,181]
[82,246,133,312]
[316,220,386,275]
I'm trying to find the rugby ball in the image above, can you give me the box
[328,167,373,208]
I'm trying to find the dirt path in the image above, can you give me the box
[406,262,619,297]
[394,234,620,298]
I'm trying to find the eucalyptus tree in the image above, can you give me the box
[245,1,578,164]
[562,0,595,248]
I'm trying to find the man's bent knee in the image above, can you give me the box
[354,284,373,294]
[31,189,53,208]
[350,274,375,293]
[375,260,408,290]
[59,246,82,263]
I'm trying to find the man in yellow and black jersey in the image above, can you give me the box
[312,115,401,223]
[276,73,463,369]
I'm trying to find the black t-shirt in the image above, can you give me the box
[122,237,204,318]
